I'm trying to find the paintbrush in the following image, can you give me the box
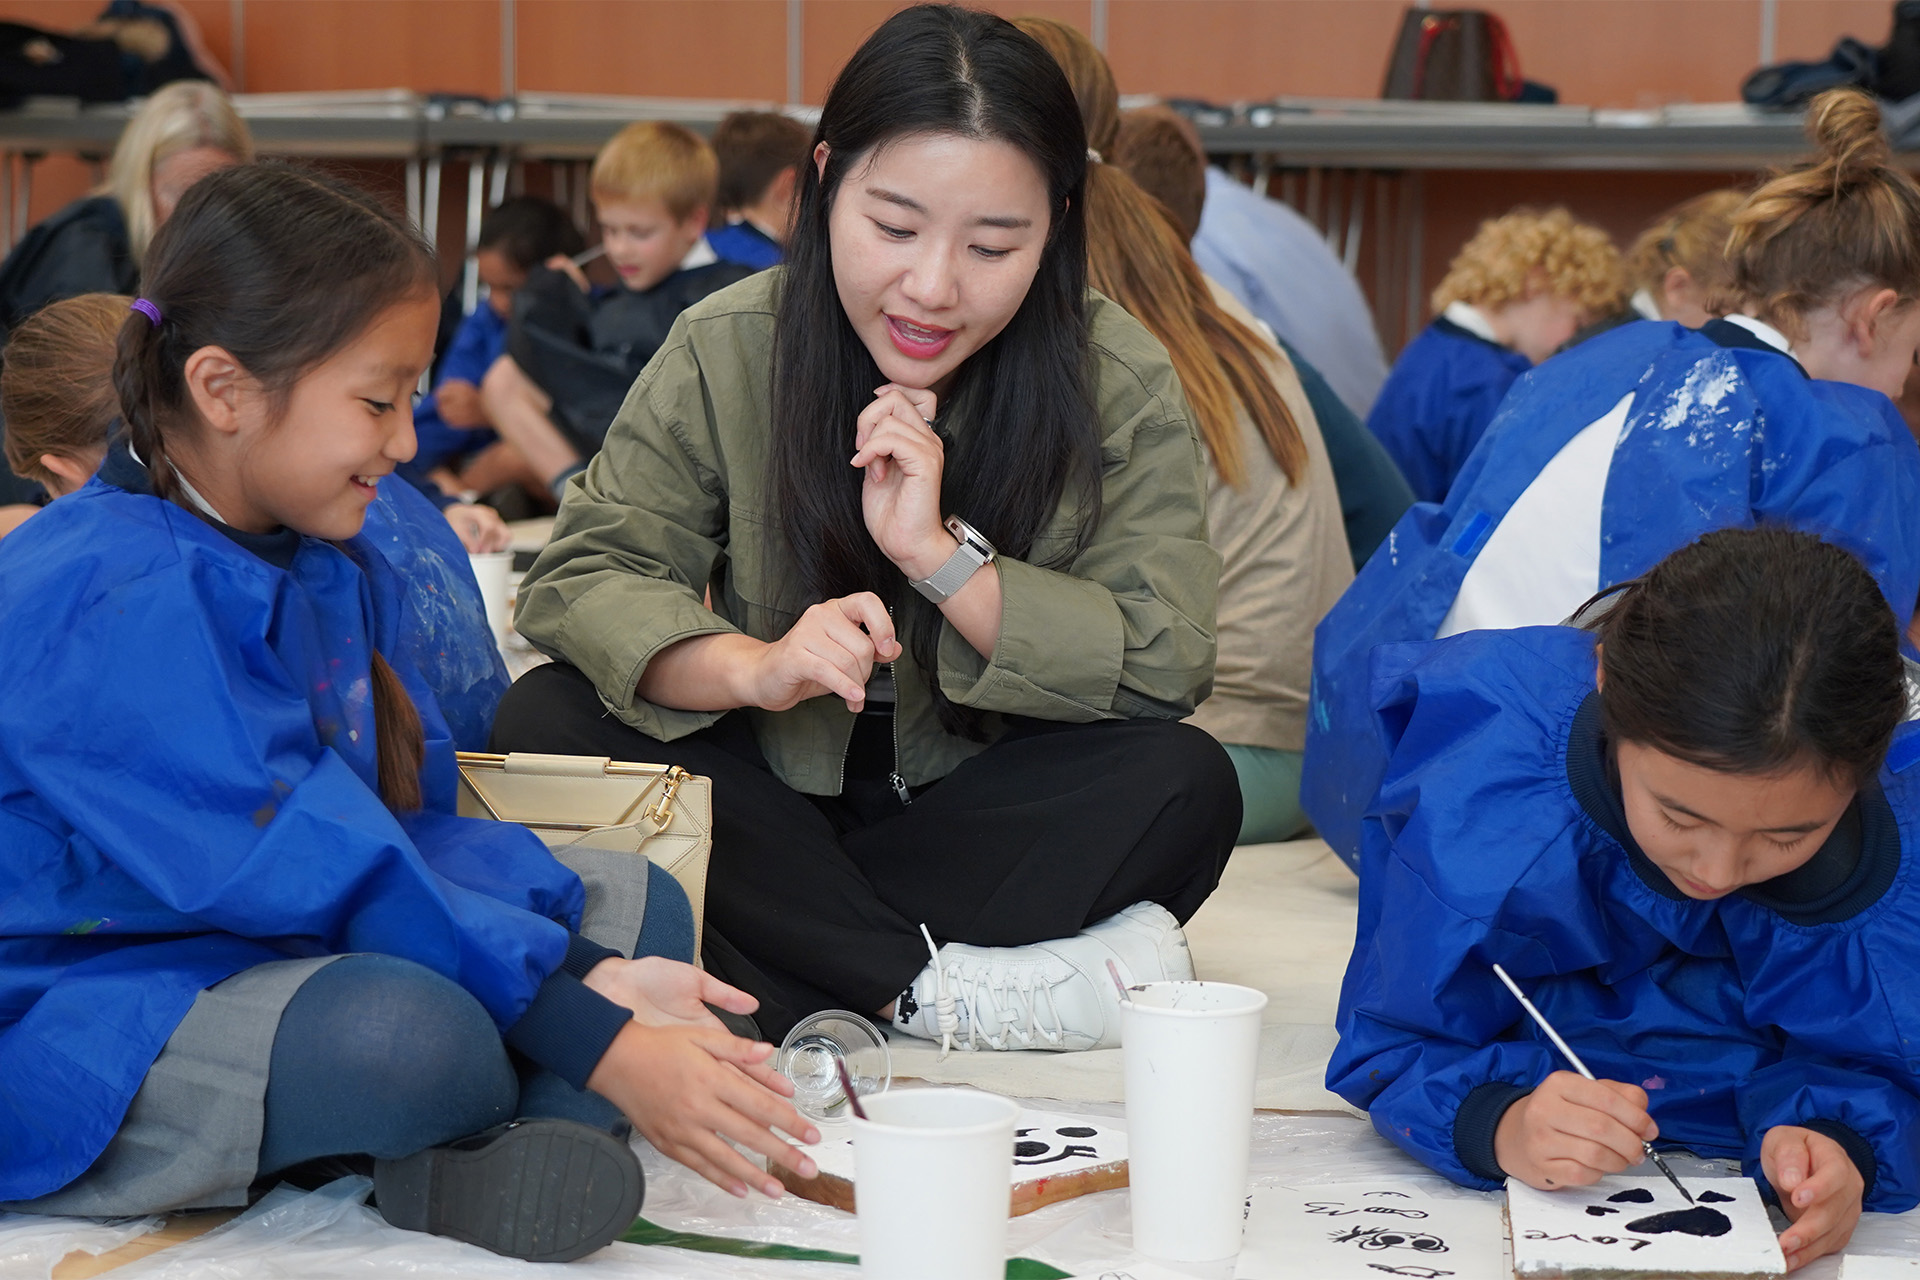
[1491,963,1693,1205]
[569,243,606,268]
[834,1056,868,1121]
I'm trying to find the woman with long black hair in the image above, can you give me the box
[499,3,1238,1052]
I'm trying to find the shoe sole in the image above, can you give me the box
[374,1119,643,1263]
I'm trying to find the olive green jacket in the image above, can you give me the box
[514,269,1220,796]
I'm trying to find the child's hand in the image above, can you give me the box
[1493,1071,1657,1190]
[1763,1125,1863,1271]
[441,502,510,553]
[544,252,591,293]
[435,379,488,428]
[587,1021,820,1198]
[584,955,760,1031]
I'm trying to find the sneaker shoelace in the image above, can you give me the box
[915,924,1067,1058]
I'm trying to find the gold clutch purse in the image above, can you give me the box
[455,751,712,963]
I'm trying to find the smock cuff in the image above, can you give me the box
[562,932,623,980]
[1455,1081,1533,1182]
[504,970,631,1091]
[1802,1119,1878,1202]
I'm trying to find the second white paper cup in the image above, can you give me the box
[1122,980,1267,1262]
[851,1087,1020,1280]
[466,550,513,648]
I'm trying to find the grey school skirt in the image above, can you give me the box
[2,845,652,1217]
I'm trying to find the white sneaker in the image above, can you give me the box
[892,903,1194,1055]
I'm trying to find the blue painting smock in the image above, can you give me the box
[1304,318,1920,866]
[1328,625,1920,1212]
[360,474,509,750]
[1365,309,1532,503]
[0,446,602,1203]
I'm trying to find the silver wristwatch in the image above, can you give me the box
[909,515,996,603]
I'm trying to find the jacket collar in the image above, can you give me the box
[1438,300,1505,347]
[1701,315,1809,378]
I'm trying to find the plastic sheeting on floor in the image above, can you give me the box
[13,1104,1920,1279]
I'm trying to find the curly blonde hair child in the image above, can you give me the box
[1434,207,1623,318]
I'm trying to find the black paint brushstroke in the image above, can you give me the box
[1625,1207,1733,1237]
[1696,1190,1734,1203]
[1606,1188,1656,1203]
[1585,1206,1620,1217]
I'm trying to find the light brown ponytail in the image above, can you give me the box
[1721,88,1920,333]
[1624,188,1745,304]
[1015,16,1306,488]
[2,293,128,487]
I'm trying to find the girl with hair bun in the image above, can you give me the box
[1306,87,1920,867]
[1330,526,1920,1271]
[501,4,1237,1056]
[0,162,820,1262]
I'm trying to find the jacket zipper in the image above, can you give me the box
[887,606,911,805]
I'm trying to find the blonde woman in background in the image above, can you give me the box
[1017,17,1353,846]
[0,80,250,527]
[0,80,251,337]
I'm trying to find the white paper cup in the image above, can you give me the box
[1122,980,1268,1262]
[466,550,513,648]
[851,1087,1020,1280]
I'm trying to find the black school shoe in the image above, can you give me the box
[373,1118,643,1263]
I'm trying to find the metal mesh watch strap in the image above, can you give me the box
[909,516,995,603]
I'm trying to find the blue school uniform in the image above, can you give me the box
[1304,319,1920,867]
[0,446,589,1202]
[1365,313,1532,503]
[410,304,509,472]
[706,220,782,270]
[1328,625,1920,1213]
[361,474,509,751]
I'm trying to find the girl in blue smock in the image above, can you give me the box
[1330,527,1920,1273]
[0,163,820,1263]
[1305,89,1920,867]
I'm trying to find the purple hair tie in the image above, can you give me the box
[129,298,162,327]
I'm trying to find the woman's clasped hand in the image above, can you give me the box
[853,382,952,580]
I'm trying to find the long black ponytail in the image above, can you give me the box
[770,4,1102,737]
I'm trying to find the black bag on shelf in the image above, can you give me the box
[1741,35,1880,107]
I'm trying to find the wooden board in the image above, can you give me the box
[776,1105,1130,1217]
[776,1155,1129,1217]
[53,1210,236,1278]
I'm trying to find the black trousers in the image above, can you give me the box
[492,663,1241,1040]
